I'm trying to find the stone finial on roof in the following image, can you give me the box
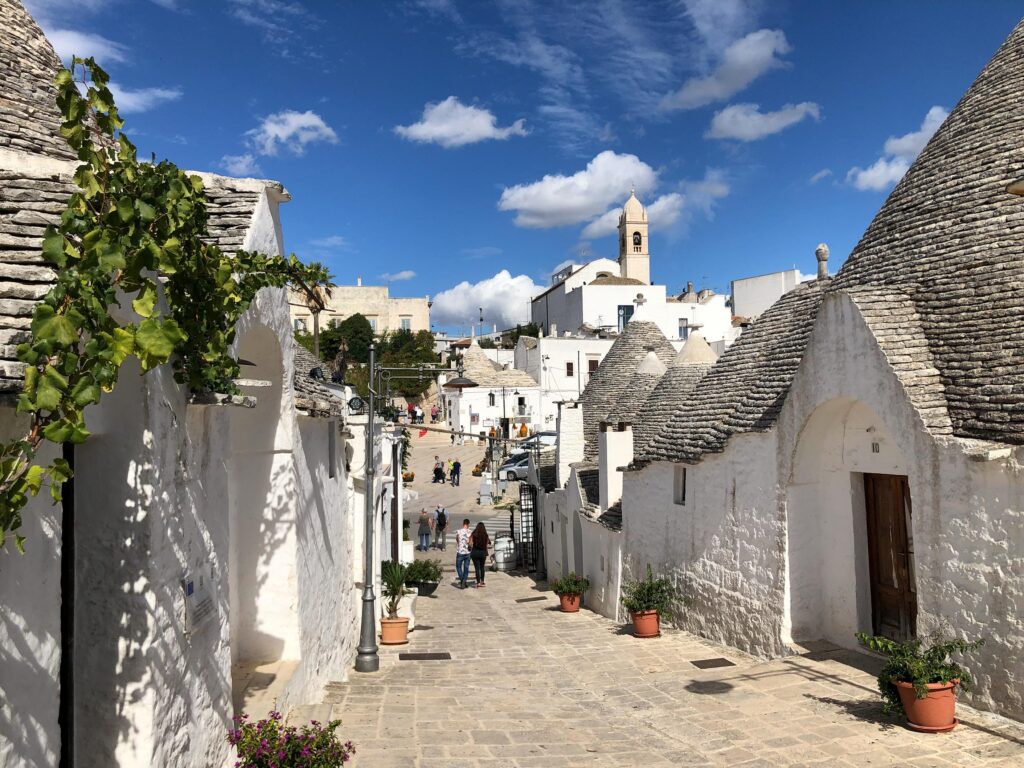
[815,243,830,279]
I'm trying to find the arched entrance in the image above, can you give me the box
[784,397,917,649]
[227,326,300,680]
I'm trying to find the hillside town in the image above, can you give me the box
[1,1,1024,767]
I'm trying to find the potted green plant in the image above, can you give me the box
[621,565,676,638]
[380,560,410,645]
[551,572,590,612]
[406,558,443,597]
[228,710,355,766]
[856,632,983,732]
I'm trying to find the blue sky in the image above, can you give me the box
[25,0,1024,333]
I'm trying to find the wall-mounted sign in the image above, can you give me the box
[182,565,216,634]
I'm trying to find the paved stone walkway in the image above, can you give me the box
[320,562,1024,767]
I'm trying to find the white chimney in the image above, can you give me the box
[556,402,584,487]
[492,323,497,333]
[549,322,558,337]
[598,421,633,511]
[356,276,362,287]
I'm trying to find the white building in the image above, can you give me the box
[534,18,1024,724]
[445,343,540,439]
[514,334,615,429]
[289,277,430,335]
[0,4,363,764]
[530,191,734,346]
[730,268,805,321]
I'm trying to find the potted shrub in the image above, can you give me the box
[228,710,355,766]
[856,632,983,732]
[380,560,410,645]
[406,558,443,597]
[621,565,676,638]
[551,572,590,612]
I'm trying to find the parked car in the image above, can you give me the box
[513,432,557,450]
[499,454,530,481]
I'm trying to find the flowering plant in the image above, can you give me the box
[228,711,355,768]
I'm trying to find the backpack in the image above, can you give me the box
[436,508,447,528]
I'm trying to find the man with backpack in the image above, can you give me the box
[434,504,448,550]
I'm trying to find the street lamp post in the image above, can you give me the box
[354,353,476,674]
[355,343,379,673]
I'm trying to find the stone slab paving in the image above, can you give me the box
[321,559,1024,767]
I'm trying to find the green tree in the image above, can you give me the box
[478,337,497,349]
[333,314,374,363]
[505,322,540,348]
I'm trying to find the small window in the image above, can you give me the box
[588,358,599,374]
[633,231,642,252]
[400,316,412,331]
[679,318,689,340]
[566,361,574,377]
[294,318,306,332]
[367,316,378,332]
[488,392,496,407]
[673,466,687,505]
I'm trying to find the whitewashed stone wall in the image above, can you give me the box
[577,520,622,619]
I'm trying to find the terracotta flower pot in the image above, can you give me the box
[894,679,959,732]
[631,610,660,638]
[558,593,581,612]
[380,616,410,645]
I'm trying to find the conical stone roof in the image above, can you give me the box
[830,18,1024,444]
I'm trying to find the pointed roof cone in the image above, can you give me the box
[832,19,1024,445]
[635,349,668,377]
[674,331,718,365]
[0,0,78,162]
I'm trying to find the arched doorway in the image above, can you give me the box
[784,397,917,649]
[227,325,300,686]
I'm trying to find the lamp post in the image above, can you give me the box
[354,352,476,674]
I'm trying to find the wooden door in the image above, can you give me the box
[864,473,917,641]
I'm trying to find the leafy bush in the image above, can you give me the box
[551,572,590,596]
[380,560,408,618]
[856,632,983,715]
[621,565,677,617]
[228,711,354,767]
[406,558,442,583]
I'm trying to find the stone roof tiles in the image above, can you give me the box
[293,344,344,418]
[828,18,1024,445]
[640,280,828,465]
[578,320,675,459]
[588,275,644,286]
[0,0,76,161]
[457,343,537,389]
[605,351,666,427]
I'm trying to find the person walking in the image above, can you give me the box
[452,459,461,487]
[447,458,455,484]
[434,504,448,550]
[470,522,491,588]
[416,508,431,552]
[454,519,472,589]
[432,455,444,483]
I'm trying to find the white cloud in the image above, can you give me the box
[847,106,948,191]
[431,270,542,329]
[310,235,352,250]
[394,96,527,148]
[705,101,820,141]
[228,0,317,48]
[661,29,790,111]
[380,270,416,282]
[108,82,182,114]
[809,168,832,184]
[680,0,759,55]
[45,28,129,64]
[579,171,727,240]
[498,151,658,229]
[220,153,262,177]
[245,110,338,156]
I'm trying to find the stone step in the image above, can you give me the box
[286,703,334,726]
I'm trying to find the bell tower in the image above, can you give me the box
[618,188,650,284]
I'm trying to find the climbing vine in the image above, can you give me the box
[0,57,330,551]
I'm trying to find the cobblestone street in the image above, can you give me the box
[320,548,1024,766]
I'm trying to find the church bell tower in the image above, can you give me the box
[618,188,650,284]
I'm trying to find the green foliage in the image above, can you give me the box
[621,564,678,617]
[0,57,329,549]
[405,558,442,583]
[399,428,411,472]
[551,572,590,597]
[228,710,355,766]
[855,632,983,715]
[505,322,540,348]
[380,559,408,618]
[377,329,438,398]
[333,314,374,363]
[477,337,497,349]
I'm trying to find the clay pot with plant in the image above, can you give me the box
[621,565,677,638]
[856,632,984,732]
[405,558,443,597]
[551,572,590,612]
[380,560,410,645]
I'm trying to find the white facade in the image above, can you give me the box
[731,268,805,320]
[289,281,430,336]
[446,385,542,439]
[514,335,614,428]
